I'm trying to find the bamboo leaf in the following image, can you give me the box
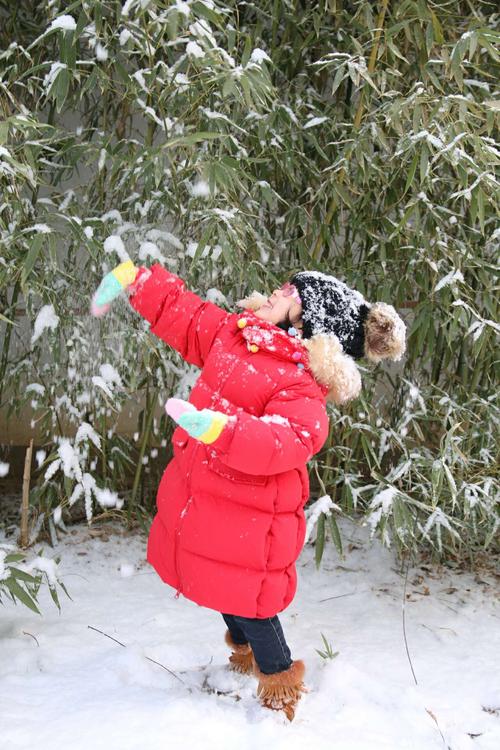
[331,64,347,96]
[0,312,18,326]
[403,152,419,195]
[0,121,9,144]
[419,144,429,183]
[4,553,26,564]
[327,514,343,556]
[3,577,41,614]
[443,463,457,507]
[315,513,326,568]
[430,11,444,45]
[332,181,353,208]
[9,566,39,583]
[22,234,44,283]
[49,584,61,611]
[163,132,227,148]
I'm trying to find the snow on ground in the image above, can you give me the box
[0,519,498,750]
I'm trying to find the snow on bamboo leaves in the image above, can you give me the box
[91,260,138,317]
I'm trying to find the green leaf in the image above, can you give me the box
[327,514,343,556]
[9,566,39,584]
[419,144,429,183]
[4,553,25,564]
[443,463,457,506]
[390,203,416,239]
[192,0,223,27]
[49,584,61,611]
[64,476,74,500]
[468,32,478,59]
[403,152,419,195]
[240,75,254,109]
[3,577,41,614]
[476,188,485,234]
[425,21,434,56]
[360,433,379,468]
[430,11,444,45]
[332,181,353,209]
[315,513,326,568]
[58,580,73,601]
[331,64,346,96]
[163,132,226,149]
[75,9,88,37]
[167,8,179,40]
[56,68,70,112]
[0,312,18,326]
[431,461,443,501]
[223,75,238,99]
[22,234,44,284]
[241,35,253,68]
[0,120,9,145]
[189,224,213,268]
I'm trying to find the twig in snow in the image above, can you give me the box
[402,513,419,687]
[425,708,453,750]
[23,631,40,646]
[88,624,126,648]
[87,625,188,688]
[402,518,453,749]
[318,591,359,603]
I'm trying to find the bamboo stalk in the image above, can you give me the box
[129,389,156,524]
[311,0,390,261]
[353,0,390,130]
[19,438,34,548]
[0,281,20,407]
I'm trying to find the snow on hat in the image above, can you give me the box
[291,270,406,364]
[292,271,368,357]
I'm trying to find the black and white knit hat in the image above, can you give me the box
[291,270,406,364]
[292,271,369,358]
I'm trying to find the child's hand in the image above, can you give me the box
[165,398,229,444]
[91,260,138,317]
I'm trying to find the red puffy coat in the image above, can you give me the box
[130,264,330,618]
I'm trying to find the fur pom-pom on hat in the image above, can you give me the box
[364,302,406,363]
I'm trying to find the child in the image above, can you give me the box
[92,262,406,720]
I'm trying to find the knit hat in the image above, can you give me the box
[291,271,406,363]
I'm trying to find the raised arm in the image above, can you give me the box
[129,264,228,368]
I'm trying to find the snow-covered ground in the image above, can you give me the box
[0,519,498,750]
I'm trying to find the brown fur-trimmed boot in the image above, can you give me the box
[224,630,254,675]
[253,660,307,721]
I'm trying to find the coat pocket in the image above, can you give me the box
[208,455,268,486]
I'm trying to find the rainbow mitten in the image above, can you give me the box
[91,260,138,317]
[165,398,229,445]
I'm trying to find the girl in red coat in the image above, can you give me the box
[92,262,405,720]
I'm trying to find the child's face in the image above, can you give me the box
[255,283,303,332]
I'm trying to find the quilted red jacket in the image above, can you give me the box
[130,264,330,618]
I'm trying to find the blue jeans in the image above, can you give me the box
[222,612,292,675]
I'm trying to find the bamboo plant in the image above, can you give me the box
[0,0,498,567]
